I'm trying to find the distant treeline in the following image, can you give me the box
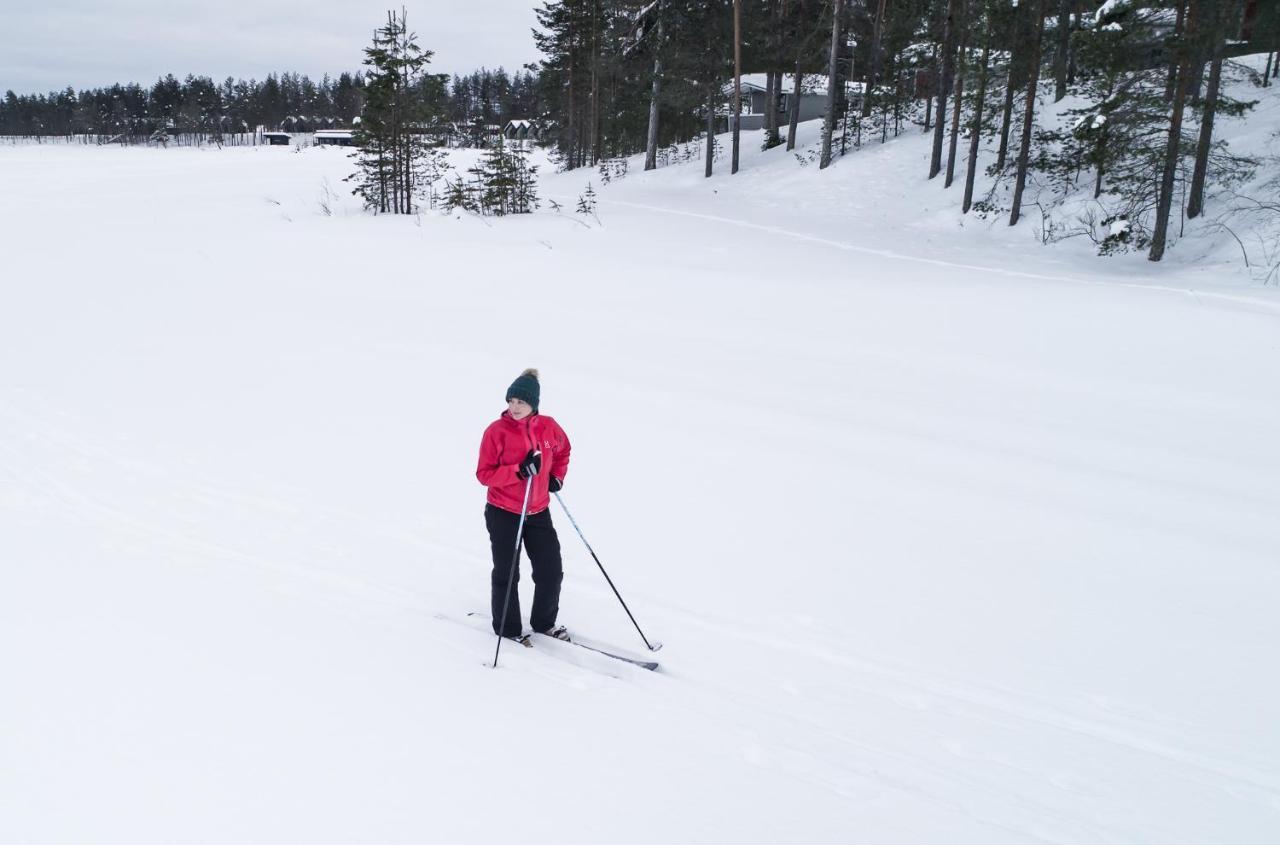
[0,68,538,140]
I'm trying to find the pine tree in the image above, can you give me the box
[348,9,438,215]
[1187,0,1241,219]
[820,0,845,169]
[1008,0,1045,227]
[535,0,597,169]
[962,1,994,214]
[662,0,733,176]
[944,0,971,188]
[1150,0,1200,261]
[576,183,599,213]
[930,0,962,179]
[447,138,541,216]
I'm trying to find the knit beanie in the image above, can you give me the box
[506,368,540,412]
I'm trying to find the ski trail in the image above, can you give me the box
[656,597,1280,796]
[602,198,1280,315]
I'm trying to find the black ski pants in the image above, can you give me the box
[486,504,563,637]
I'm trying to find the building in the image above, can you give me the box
[408,123,454,146]
[725,74,865,131]
[315,129,355,147]
[503,120,541,143]
[263,131,291,146]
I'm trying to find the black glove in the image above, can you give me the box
[549,476,562,493]
[516,449,541,480]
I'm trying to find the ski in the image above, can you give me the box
[537,632,660,671]
[465,612,659,671]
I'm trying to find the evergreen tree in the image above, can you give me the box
[446,138,541,215]
[534,0,602,169]
[349,8,438,215]
[577,182,598,213]
[1008,0,1045,227]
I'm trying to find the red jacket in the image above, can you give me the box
[476,412,571,515]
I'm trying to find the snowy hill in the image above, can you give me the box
[562,52,1280,289]
[2,75,1280,843]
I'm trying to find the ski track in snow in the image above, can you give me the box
[602,198,1280,316]
[6,401,1276,841]
[4,399,1279,842]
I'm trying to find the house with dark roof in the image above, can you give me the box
[725,74,865,132]
[503,120,541,143]
[315,129,355,147]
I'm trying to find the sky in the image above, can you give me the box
[0,1,545,96]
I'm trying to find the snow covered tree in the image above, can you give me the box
[1032,3,1189,250]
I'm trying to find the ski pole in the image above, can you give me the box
[492,472,536,669]
[554,491,661,652]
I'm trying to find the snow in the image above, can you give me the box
[2,98,1280,843]
[1095,0,1131,23]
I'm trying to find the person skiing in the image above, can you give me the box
[476,368,572,644]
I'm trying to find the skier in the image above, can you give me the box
[476,368,572,644]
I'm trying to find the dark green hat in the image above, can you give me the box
[506,368,540,412]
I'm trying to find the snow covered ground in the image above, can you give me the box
[2,111,1279,844]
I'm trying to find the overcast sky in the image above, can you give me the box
[1,1,545,95]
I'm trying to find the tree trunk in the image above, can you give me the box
[930,0,960,178]
[1093,123,1108,198]
[787,60,803,150]
[884,67,893,141]
[1010,0,1045,227]
[996,68,1015,170]
[645,26,662,171]
[705,85,716,178]
[765,72,777,147]
[765,0,783,148]
[1165,1,1187,104]
[894,68,903,136]
[1053,0,1071,102]
[925,44,936,131]
[863,0,889,118]
[1263,51,1273,87]
[1093,77,1114,198]
[1188,1,1232,219]
[1068,6,1080,85]
[733,0,742,174]
[1151,0,1199,260]
[820,0,844,169]
[590,0,601,165]
[997,0,1027,171]
[566,50,576,169]
[1190,60,1207,103]
[963,17,993,213]
[1185,52,1220,218]
[945,3,970,188]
